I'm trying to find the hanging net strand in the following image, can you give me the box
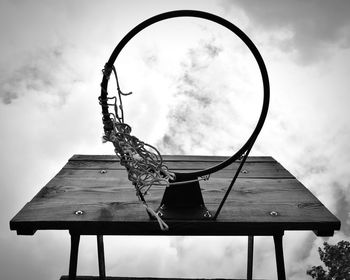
[99,64,177,230]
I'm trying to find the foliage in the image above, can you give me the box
[307,240,350,280]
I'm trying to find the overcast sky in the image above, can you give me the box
[1,1,350,279]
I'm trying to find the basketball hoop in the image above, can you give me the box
[99,10,270,230]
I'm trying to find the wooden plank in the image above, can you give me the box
[10,202,339,236]
[11,197,339,225]
[9,155,340,237]
[65,156,277,170]
[62,161,294,179]
[34,176,323,206]
[70,154,275,162]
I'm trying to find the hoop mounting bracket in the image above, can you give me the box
[156,173,212,220]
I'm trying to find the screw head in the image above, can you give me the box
[269,211,279,216]
[241,169,248,174]
[74,210,84,215]
[204,211,212,218]
[100,170,107,174]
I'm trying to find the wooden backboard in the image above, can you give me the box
[10,155,340,236]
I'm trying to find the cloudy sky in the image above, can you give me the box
[1,0,350,279]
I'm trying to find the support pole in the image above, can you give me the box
[273,234,286,280]
[247,235,254,280]
[68,232,80,280]
[97,235,106,280]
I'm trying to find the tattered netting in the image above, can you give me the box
[99,64,175,231]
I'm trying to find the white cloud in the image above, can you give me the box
[156,33,263,155]
[0,46,79,105]
[222,0,350,64]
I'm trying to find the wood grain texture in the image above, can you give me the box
[10,155,340,236]
[70,154,275,162]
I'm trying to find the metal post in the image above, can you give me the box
[247,235,254,280]
[68,232,80,280]
[273,234,286,280]
[97,235,106,280]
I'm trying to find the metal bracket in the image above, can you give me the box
[156,173,212,220]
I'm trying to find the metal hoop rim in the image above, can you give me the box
[100,10,270,178]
